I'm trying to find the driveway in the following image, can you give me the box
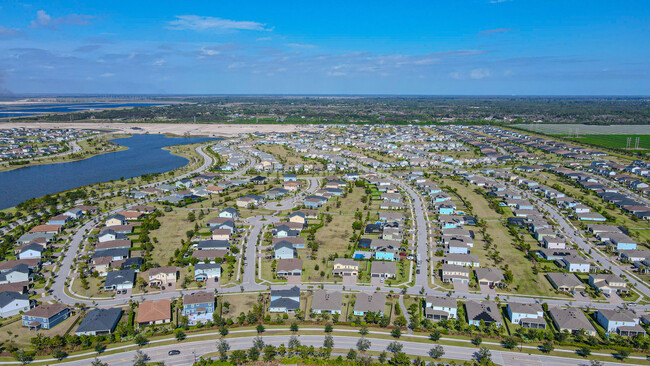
[342,274,358,286]
[479,284,497,297]
[453,281,470,294]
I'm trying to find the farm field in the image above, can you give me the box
[568,134,650,151]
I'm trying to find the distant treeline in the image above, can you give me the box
[9,96,650,125]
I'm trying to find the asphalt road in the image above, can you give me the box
[13,333,642,366]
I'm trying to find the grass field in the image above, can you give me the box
[568,135,650,150]
[0,312,82,347]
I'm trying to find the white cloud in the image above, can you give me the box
[327,71,347,77]
[200,47,220,56]
[285,43,317,49]
[153,59,166,66]
[470,68,491,79]
[100,73,115,78]
[30,10,94,28]
[168,15,270,32]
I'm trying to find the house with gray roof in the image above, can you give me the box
[370,261,396,279]
[474,268,504,287]
[0,291,30,318]
[506,303,546,329]
[546,272,586,293]
[353,292,386,316]
[104,269,136,291]
[269,286,300,313]
[548,307,596,336]
[465,300,502,327]
[75,308,122,336]
[311,290,342,314]
[595,309,646,336]
[424,296,457,321]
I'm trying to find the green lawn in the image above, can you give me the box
[568,135,650,151]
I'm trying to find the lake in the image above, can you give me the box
[0,134,215,209]
[0,102,168,117]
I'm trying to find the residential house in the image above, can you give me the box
[474,268,504,287]
[147,266,178,287]
[274,241,296,259]
[269,286,301,313]
[182,291,215,324]
[424,296,457,321]
[370,261,396,279]
[443,253,480,267]
[353,292,386,316]
[75,308,123,336]
[194,263,221,282]
[136,300,171,327]
[333,258,359,277]
[276,259,302,277]
[546,273,586,293]
[0,291,30,318]
[506,303,546,329]
[441,264,470,284]
[104,269,136,291]
[311,290,343,314]
[465,301,502,327]
[595,309,646,336]
[588,273,627,294]
[106,214,127,227]
[22,304,69,330]
[548,307,597,336]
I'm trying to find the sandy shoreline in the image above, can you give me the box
[0,122,315,137]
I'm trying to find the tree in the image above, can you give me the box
[95,344,106,354]
[290,322,299,332]
[476,347,491,365]
[133,350,150,366]
[429,345,445,359]
[540,340,554,354]
[472,335,483,347]
[386,341,403,354]
[134,334,148,346]
[579,346,591,358]
[175,329,186,341]
[247,347,260,361]
[231,350,247,365]
[217,339,230,361]
[391,327,402,338]
[324,323,333,333]
[263,345,276,362]
[187,211,195,222]
[429,330,441,342]
[253,336,265,350]
[389,352,411,366]
[590,360,604,366]
[256,323,265,333]
[288,335,301,350]
[346,349,357,361]
[359,325,369,336]
[14,350,34,365]
[220,325,229,336]
[378,351,388,363]
[91,358,108,366]
[503,336,517,349]
[53,349,68,360]
[357,337,371,352]
[617,349,629,361]
[323,334,334,349]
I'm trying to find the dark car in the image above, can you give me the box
[168,350,181,356]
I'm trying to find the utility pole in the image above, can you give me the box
[636,137,640,149]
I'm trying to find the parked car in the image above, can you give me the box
[168,350,181,356]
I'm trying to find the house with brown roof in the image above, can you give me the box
[276,259,302,277]
[22,303,69,330]
[136,299,171,327]
[29,225,62,234]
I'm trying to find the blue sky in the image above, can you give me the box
[0,1,648,95]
